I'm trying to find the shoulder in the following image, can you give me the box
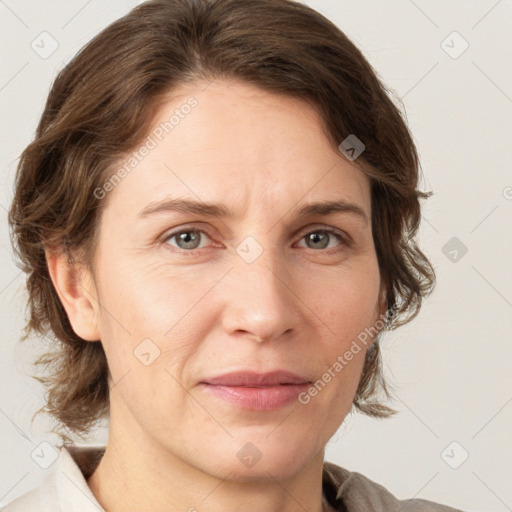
[1,472,56,512]
[323,461,464,512]
[1,445,105,512]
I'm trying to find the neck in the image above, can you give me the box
[87,423,329,512]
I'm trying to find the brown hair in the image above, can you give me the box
[8,0,435,440]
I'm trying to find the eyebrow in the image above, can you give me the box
[138,198,369,224]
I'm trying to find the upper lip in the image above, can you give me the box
[201,370,311,387]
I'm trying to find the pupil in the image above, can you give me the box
[309,232,328,249]
[179,231,199,249]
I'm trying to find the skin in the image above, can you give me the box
[47,79,387,512]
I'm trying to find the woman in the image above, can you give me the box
[5,0,462,510]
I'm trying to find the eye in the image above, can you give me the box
[162,226,350,255]
[296,229,349,252]
[164,228,212,251]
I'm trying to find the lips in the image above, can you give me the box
[201,370,311,387]
[199,370,312,410]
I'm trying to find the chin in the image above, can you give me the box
[202,437,317,483]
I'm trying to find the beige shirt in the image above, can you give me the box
[3,446,462,511]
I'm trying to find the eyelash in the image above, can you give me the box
[162,226,351,255]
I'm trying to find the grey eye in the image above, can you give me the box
[300,230,344,250]
[167,230,208,250]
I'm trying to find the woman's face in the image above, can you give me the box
[85,79,385,480]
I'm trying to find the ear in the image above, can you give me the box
[45,250,101,342]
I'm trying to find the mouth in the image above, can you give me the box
[199,370,312,411]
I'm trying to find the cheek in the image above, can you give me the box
[92,267,203,424]
[313,262,381,337]
[93,261,216,380]
[305,264,381,395]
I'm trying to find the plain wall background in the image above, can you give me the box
[1,1,511,511]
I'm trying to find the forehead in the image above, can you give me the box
[101,79,371,222]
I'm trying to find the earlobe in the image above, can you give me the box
[45,250,101,342]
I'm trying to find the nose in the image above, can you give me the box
[220,243,301,344]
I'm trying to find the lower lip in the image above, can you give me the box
[200,383,310,410]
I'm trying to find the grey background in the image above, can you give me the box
[1,1,511,510]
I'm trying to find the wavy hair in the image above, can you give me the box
[8,0,435,439]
